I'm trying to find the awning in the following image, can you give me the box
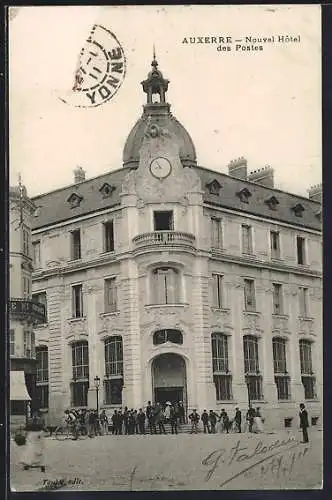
[10,371,31,401]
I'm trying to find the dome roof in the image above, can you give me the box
[123,111,197,168]
[123,54,197,168]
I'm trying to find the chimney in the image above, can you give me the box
[248,165,274,188]
[227,156,247,180]
[74,166,86,184]
[308,183,322,203]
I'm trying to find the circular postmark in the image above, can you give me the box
[60,24,126,108]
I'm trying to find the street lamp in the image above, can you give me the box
[94,376,100,414]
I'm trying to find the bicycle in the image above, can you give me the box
[54,422,87,441]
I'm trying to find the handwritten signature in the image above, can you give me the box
[201,436,309,487]
[38,477,83,490]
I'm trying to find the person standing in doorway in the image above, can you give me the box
[299,403,309,443]
[209,410,217,434]
[189,409,200,434]
[201,410,210,434]
[170,405,178,434]
[178,401,186,425]
[234,408,242,433]
[137,409,146,434]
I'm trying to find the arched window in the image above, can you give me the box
[151,267,180,304]
[211,333,232,401]
[153,329,183,345]
[299,339,316,399]
[243,335,263,401]
[104,336,123,405]
[272,338,290,400]
[36,346,49,409]
[71,341,89,407]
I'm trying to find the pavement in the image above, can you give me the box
[10,428,323,491]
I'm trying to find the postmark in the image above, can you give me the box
[60,24,126,108]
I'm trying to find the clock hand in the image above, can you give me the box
[155,161,162,169]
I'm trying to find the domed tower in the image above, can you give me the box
[123,52,197,169]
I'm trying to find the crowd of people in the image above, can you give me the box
[62,402,266,438]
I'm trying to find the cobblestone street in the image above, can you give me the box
[11,429,323,491]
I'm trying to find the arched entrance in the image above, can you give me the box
[151,353,187,406]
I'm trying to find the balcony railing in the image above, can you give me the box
[133,230,196,248]
[9,298,46,324]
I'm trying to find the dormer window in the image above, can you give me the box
[265,196,279,211]
[236,187,252,203]
[292,203,305,217]
[206,179,222,196]
[67,193,83,209]
[33,207,41,217]
[99,183,115,198]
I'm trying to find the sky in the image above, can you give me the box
[9,5,321,198]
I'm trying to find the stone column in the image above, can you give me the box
[86,282,101,409]
[258,279,278,404]
[229,274,248,406]
[120,260,142,409]
[287,285,305,402]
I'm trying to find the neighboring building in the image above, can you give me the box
[31,56,322,430]
[9,182,46,428]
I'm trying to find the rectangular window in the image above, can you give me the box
[297,236,306,265]
[244,279,256,311]
[104,221,114,253]
[242,225,253,254]
[270,231,280,259]
[301,376,316,400]
[243,336,260,373]
[105,337,123,377]
[154,211,174,231]
[36,348,49,382]
[10,329,15,356]
[246,375,263,401]
[23,329,31,358]
[299,287,309,317]
[71,229,81,260]
[22,225,30,256]
[32,241,41,268]
[72,342,89,380]
[299,340,316,399]
[71,382,89,407]
[211,218,223,249]
[272,283,283,315]
[275,376,290,400]
[72,284,83,318]
[152,267,180,304]
[36,385,49,409]
[212,274,223,309]
[36,346,49,409]
[32,292,47,322]
[104,278,117,313]
[214,375,232,401]
[104,379,123,405]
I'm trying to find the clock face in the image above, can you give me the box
[149,157,172,179]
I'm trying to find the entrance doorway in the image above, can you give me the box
[151,353,187,407]
[154,387,183,405]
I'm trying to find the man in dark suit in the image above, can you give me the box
[299,403,309,443]
[234,408,242,433]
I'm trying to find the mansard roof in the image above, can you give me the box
[31,164,321,231]
[195,165,321,230]
[31,168,129,230]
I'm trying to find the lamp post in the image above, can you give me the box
[94,376,100,414]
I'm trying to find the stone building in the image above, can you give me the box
[31,56,322,430]
[9,181,46,428]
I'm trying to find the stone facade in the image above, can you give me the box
[31,57,322,431]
